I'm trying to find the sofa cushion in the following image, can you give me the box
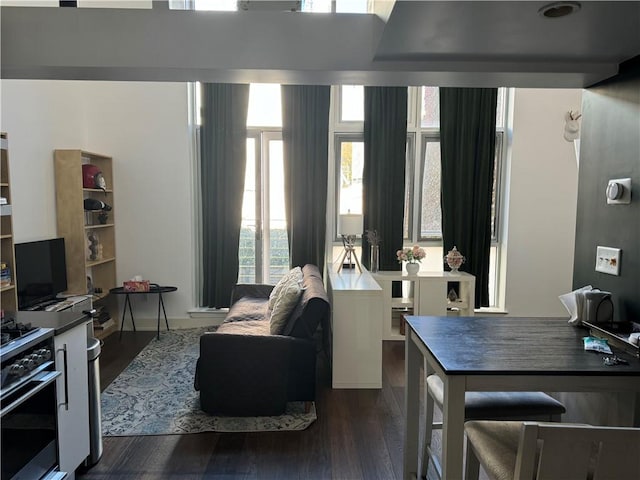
[217,319,270,336]
[225,296,269,323]
[268,266,303,310]
[269,281,303,334]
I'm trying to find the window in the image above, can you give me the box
[195,82,289,286]
[414,87,505,241]
[418,135,442,239]
[340,85,364,123]
[336,134,364,217]
[194,0,237,11]
[332,85,508,307]
[239,84,289,284]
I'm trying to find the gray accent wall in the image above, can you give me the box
[556,59,639,427]
[573,59,640,323]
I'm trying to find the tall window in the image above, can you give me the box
[240,84,288,284]
[333,85,508,306]
[406,87,506,242]
[196,83,288,284]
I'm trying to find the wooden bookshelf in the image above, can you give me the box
[54,149,117,338]
[1,133,17,312]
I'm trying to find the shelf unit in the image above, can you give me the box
[1,133,18,312]
[326,266,383,388]
[54,149,117,339]
[371,270,475,340]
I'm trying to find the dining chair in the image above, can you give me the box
[464,420,640,480]
[421,374,566,479]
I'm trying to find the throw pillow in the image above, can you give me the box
[268,266,303,310]
[269,281,303,335]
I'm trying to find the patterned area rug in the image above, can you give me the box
[101,327,317,436]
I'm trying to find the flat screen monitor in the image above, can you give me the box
[15,238,68,310]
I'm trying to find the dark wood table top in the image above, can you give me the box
[405,316,640,376]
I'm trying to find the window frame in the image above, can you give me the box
[240,128,286,285]
[404,133,416,241]
[334,132,364,241]
[416,132,442,242]
[412,131,505,243]
[335,85,365,128]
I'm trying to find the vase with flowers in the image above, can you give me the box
[397,245,426,275]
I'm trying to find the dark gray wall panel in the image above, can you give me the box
[573,60,640,322]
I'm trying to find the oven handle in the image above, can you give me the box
[57,344,69,411]
[0,370,61,417]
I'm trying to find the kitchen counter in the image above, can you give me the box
[10,310,90,336]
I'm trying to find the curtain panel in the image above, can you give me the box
[200,83,250,308]
[281,85,331,271]
[363,87,408,274]
[439,87,497,308]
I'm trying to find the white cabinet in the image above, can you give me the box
[371,271,475,340]
[55,320,91,479]
[326,267,383,388]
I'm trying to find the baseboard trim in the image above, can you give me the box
[119,316,223,331]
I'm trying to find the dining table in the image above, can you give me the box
[403,316,640,480]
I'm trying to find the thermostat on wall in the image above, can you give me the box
[606,178,631,204]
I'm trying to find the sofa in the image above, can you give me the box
[194,264,330,416]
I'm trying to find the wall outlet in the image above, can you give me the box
[595,246,621,275]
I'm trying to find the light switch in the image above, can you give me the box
[595,246,621,275]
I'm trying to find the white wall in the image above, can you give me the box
[502,88,582,317]
[0,80,582,327]
[1,79,193,324]
[0,80,87,241]
[82,81,193,321]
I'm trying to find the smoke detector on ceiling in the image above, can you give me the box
[238,1,301,12]
[538,2,581,18]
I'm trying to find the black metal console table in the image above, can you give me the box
[109,284,177,340]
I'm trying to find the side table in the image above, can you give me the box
[109,284,178,340]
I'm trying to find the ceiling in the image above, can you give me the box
[1,1,639,87]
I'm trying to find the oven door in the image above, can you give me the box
[1,370,61,480]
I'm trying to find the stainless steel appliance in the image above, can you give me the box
[1,316,66,480]
[584,290,614,324]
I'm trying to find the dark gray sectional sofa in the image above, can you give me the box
[194,264,330,416]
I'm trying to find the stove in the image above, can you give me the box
[1,316,54,391]
[1,315,42,348]
[1,315,60,480]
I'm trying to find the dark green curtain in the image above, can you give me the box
[200,83,250,308]
[281,85,331,270]
[440,87,497,308]
[363,87,408,277]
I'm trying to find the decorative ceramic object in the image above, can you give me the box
[444,246,465,272]
[406,262,420,275]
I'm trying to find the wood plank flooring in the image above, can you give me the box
[78,332,410,480]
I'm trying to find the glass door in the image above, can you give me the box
[239,132,289,284]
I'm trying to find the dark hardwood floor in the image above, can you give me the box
[78,332,410,480]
